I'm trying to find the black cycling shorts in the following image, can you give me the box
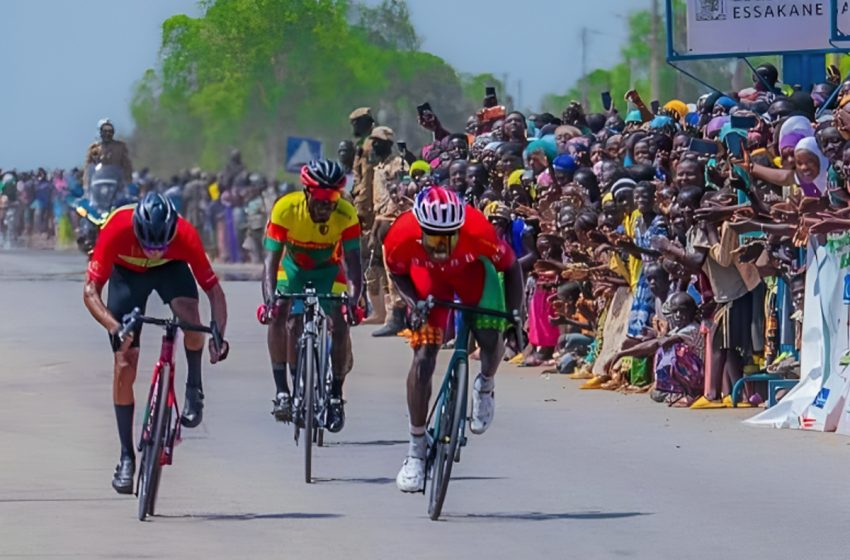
[107,261,199,351]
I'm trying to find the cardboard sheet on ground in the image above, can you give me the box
[745,238,850,431]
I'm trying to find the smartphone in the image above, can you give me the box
[397,141,407,152]
[725,133,746,159]
[731,114,757,130]
[484,86,498,108]
[651,100,660,114]
[416,102,432,116]
[601,91,612,111]
[688,137,719,156]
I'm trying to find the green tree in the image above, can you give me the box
[130,0,492,177]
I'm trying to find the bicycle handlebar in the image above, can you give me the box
[118,307,224,353]
[418,296,526,348]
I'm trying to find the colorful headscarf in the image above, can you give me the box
[663,99,688,121]
[507,169,525,187]
[794,136,828,196]
[778,115,814,151]
[525,135,558,163]
[552,154,578,172]
[409,160,431,176]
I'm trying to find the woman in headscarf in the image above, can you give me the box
[793,136,829,197]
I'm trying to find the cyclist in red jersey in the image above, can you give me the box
[83,192,229,494]
[382,187,524,492]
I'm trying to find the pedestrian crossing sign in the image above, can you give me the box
[285,136,323,173]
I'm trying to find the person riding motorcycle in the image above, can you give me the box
[84,119,133,186]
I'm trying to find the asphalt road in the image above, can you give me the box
[1,251,849,559]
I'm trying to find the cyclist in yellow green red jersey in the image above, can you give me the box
[259,160,364,433]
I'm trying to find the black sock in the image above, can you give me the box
[185,348,203,390]
[114,404,135,460]
[273,363,289,394]
[331,377,344,399]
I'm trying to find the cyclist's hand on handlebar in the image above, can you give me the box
[209,338,230,364]
[256,298,281,325]
[409,300,431,331]
[346,303,366,326]
[115,330,134,353]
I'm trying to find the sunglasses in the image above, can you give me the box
[421,232,458,251]
[141,243,169,254]
[306,187,341,202]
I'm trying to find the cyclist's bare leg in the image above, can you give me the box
[170,296,205,427]
[113,347,140,405]
[329,308,353,386]
[406,343,439,427]
[268,302,289,366]
[170,297,204,351]
[472,328,505,379]
[470,328,503,435]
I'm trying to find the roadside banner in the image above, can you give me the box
[746,234,850,430]
[685,0,850,56]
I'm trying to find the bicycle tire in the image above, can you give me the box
[147,406,171,517]
[138,365,168,521]
[427,359,468,520]
[303,335,316,484]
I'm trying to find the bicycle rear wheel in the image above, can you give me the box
[303,335,316,484]
[427,359,468,521]
[138,366,169,521]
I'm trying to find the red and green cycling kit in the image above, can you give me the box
[382,207,516,330]
[86,206,219,291]
[263,191,361,295]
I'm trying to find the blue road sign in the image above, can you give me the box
[285,136,323,173]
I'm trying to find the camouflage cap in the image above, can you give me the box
[349,107,373,121]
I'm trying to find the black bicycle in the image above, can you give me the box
[419,297,522,520]
[117,308,224,521]
[274,283,350,483]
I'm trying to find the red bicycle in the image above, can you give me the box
[117,307,226,521]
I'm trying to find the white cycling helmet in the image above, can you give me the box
[413,186,466,233]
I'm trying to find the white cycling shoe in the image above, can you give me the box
[396,457,426,493]
[470,375,495,435]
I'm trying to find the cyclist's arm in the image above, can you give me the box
[262,207,287,303]
[388,271,419,308]
[83,225,119,333]
[83,279,120,334]
[204,282,228,337]
[263,246,283,304]
[342,245,363,306]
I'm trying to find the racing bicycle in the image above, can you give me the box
[419,296,522,521]
[265,282,351,483]
[117,308,225,521]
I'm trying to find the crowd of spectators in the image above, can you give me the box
[349,62,849,409]
[10,60,850,409]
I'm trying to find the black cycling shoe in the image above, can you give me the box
[326,398,345,433]
[272,392,292,423]
[111,456,135,495]
[180,386,204,428]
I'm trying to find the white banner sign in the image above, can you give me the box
[685,0,850,56]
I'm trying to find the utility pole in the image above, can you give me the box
[580,26,589,107]
[650,0,659,101]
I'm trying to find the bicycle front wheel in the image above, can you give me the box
[303,336,316,484]
[138,365,169,521]
[428,359,468,521]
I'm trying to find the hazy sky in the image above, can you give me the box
[2,0,637,170]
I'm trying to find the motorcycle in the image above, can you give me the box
[72,164,134,256]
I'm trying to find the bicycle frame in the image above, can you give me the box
[140,324,181,467]
[428,314,472,451]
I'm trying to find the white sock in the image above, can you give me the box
[408,432,427,459]
[475,373,495,393]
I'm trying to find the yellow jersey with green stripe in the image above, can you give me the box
[264,191,361,281]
